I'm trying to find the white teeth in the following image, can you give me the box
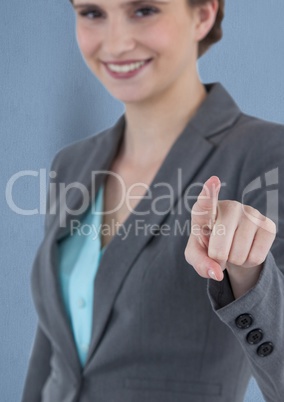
[107,60,148,73]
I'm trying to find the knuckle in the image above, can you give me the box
[219,200,241,216]
[196,196,213,212]
[247,252,265,267]
[230,200,240,209]
[265,218,277,235]
[225,200,239,210]
[243,204,259,216]
[191,201,206,216]
[229,254,246,266]
[208,248,228,263]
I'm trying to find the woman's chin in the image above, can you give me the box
[107,88,151,104]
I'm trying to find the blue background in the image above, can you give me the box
[1,1,283,400]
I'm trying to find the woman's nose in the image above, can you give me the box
[102,19,135,57]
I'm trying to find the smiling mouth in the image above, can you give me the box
[104,58,153,73]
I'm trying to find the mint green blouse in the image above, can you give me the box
[58,185,106,367]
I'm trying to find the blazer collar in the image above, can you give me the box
[190,82,241,137]
[36,82,242,378]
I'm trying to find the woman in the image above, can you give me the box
[22,0,284,401]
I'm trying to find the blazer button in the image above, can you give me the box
[257,342,274,357]
[235,313,254,329]
[246,328,263,345]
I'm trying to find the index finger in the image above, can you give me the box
[192,176,221,229]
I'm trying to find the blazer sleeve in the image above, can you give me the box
[21,324,52,402]
[207,124,284,402]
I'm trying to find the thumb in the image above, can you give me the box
[185,234,224,281]
[184,234,224,281]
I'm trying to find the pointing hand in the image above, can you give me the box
[184,176,276,285]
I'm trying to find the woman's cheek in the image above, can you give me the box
[146,23,178,56]
[76,26,99,58]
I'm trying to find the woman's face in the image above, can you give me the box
[73,0,205,104]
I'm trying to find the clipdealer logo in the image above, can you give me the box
[5,167,279,232]
[5,168,207,227]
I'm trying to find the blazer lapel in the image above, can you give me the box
[55,115,126,242]
[83,82,242,371]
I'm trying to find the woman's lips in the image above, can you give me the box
[103,58,153,79]
[103,58,152,65]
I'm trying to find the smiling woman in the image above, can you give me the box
[21,1,284,402]
[70,0,222,106]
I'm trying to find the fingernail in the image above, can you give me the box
[208,269,217,280]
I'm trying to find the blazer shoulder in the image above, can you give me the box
[233,112,284,143]
[50,126,113,172]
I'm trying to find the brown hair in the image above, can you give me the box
[68,0,225,58]
[189,0,225,58]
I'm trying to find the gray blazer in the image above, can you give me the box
[21,82,284,402]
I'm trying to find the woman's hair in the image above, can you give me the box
[68,0,224,58]
[189,0,225,58]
